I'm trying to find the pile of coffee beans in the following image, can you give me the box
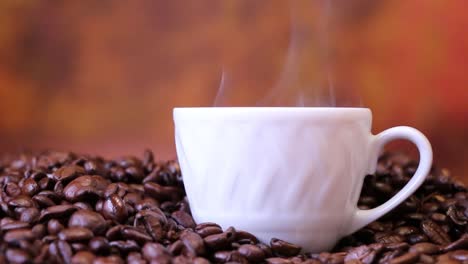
[0,151,466,264]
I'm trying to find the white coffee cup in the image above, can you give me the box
[173,107,432,253]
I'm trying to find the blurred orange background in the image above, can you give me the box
[0,1,466,182]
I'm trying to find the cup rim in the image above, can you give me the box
[174,107,372,121]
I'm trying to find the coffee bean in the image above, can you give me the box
[47,219,64,235]
[105,224,124,241]
[409,243,441,255]
[73,202,93,210]
[6,248,30,264]
[134,209,166,242]
[5,182,22,197]
[204,231,232,251]
[39,204,77,222]
[19,207,39,223]
[345,244,383,264]
[101,194,128,223]
[195,222,223,238]
[171,210,195,228]
[180,230,205,256]
[4,229,35,245]
[32,195,56,208]
[266,257,294,264]
[213,250,248,263]
[394,226,419,236]
[89,237,110,254]
[71,251,96,264]
[52,165,86,183]
[58,227,94,242]
[109,240,140,253]
[144,182,182,202]
[421,220,451,245]
[236,230,260,244]
[443,234,468,252]
[0,151,465,263]
[93,255,125,264]
[238,244,266,262]
[449,250,468,261]
[49,240,73,264]
[64,175,109,202]
[388,252,419,264]
[271,238,302,257]
[8,195,35,208]
[408,233,429,244]
[69,209,108,235]
[121,226,153,244]
[1,220,30,231]
[21,178,39,196]
[142,242,171,261]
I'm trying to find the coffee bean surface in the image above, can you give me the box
[0,151,466,263]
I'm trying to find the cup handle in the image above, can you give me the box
[344,126,433,236]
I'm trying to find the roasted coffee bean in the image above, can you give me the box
[421,219,451,245]
[69,209,108,235]
[49,240,73,264]
[144,182,182,202]
[58,227,94,242]
[121,226,152,244]
[4,229,35,245]
[409,242,441,255]
[388,252,419,264]
[1,220,30,231]
[32,195,56,208]
[73,202,93,210]
[64,175,109,202]
[71,242,88,252]
[236,230,260,244]
[180,230,205,256]
[93,255,125,264]
[8,195,35,208]
[19,207,40,223]
[271,238,302,257]
[449,250,468,261]
[345,244,383,264]
[39,204,77,222]
[195,222,223,238]
[238,244,266,262]
[5,182,22,197]
[31,224,46,238]
[89,237,110,254]
[204,229,235,251]
[266,257,294,264]
[21,178,39,196]
[109,240,140,252]
[71,251,96,264]
[171,210,195,228]
[6,248,30,264]
[142,242,171,261]
[214,250,248,263]
[134,209,166,241]
[0,151,465,263]
[101,194,128,223]
[443,234,468,252]
[52,165,86,182]
[47,219,64,235]
[394,226,419,236]
[408,233,429,244]
[126,252,144,264]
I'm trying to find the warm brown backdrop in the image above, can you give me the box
[0,1,466,182]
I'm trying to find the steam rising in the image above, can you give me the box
[213,69,228,107]
[215,0,347,107]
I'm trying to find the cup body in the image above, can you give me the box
[174,107,374,252]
